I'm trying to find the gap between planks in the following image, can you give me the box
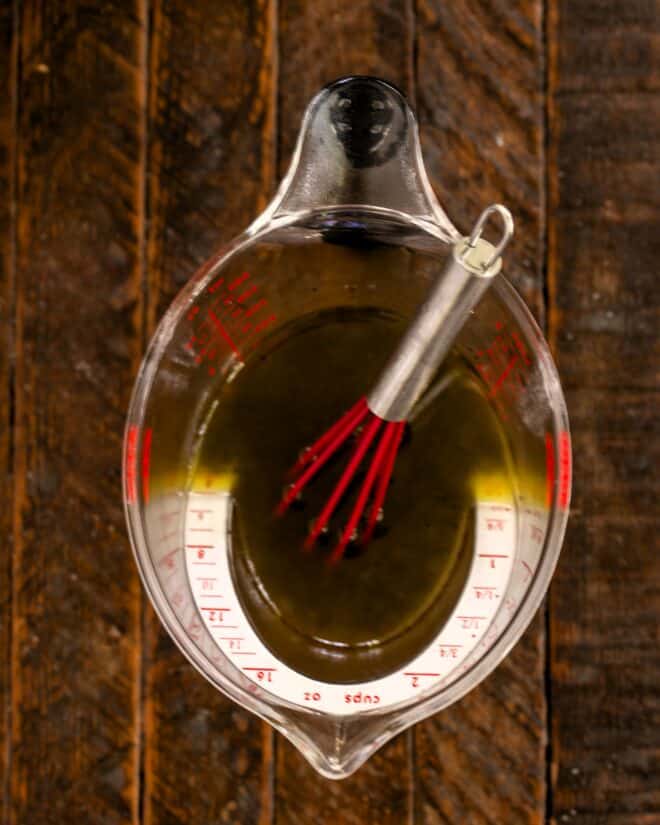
[5,0,20,821]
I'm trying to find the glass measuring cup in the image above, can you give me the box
[123,77,571,778]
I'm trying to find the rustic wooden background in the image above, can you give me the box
[0,1,658,823]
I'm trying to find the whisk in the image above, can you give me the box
[277,205,514,562]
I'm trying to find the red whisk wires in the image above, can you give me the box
[277,397,406,562]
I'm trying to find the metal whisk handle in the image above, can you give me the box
[367,204,514,422]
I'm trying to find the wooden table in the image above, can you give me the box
[1,1,658,823]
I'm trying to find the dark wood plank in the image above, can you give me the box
[415,2,547,822]
[548,0,660,821]
[147,0,277,323]
[416,618,546,825]
[273,3,415,822]
[143,2,276,823]
[10,1,146,823]
[0,3,16,821]
[274,734,412,825]
[417,0,545,319]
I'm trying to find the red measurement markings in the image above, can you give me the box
[546,432,555,508]
[345,692,380,705]
[190,508,213,520]
[559,430,571,509]
[404,672,440,688]
[457,616,487,637]
[222,637,244,650]
[228,271,250,292]
[404,672,441,677]
[439,644,463,658]
[242,298,266,321]
[475,321,532,400]
[485,517,506,531]
[233,285,257,309]
[158,548,181,570]
[546,430,571,510]
[530,524,544,543]
[187,543,213,561]
[125,425,139,504]
[207,309,240,356]
[141,427,152,503]
[186,271,277,374]
[473,586,499,601]
[243,668,275,683]
[478,552,509,569]
[253,313,277,335]
[189,527,213,533]
[202,608,230,623]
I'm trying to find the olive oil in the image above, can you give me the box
[191,308,516,683]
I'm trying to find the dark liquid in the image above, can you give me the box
[191,309,515,682]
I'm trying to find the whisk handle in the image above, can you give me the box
[367,205,513,422]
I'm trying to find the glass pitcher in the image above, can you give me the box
[123,76,571,779]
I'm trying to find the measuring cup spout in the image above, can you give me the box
[252,76,458,239]
[275,711,402,779]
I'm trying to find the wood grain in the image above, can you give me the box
[417,0,545,319]
[273,3,415,822]
[147,0,277,325]
[275,733,412,825]
[548,0,660,821]
[1,1,658,822]
[416,618,546,825]
[0,3,16,821]
[415,2,548,822]
[10,1,146,823]
[143,2,276,823]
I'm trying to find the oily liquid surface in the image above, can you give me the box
[191,309,515,683]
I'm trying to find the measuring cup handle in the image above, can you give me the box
[367,205,514,421]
